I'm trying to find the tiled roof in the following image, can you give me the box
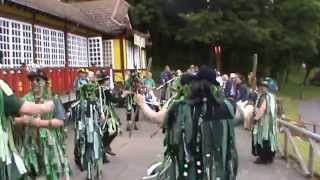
[72,0,132,34]
[8,0,125,34]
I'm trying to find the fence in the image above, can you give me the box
[278,117,320,178]
[297,120,320,135]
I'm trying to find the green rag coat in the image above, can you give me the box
[252,93,278,153]
[157,99,238,180]
[18,91,70,180]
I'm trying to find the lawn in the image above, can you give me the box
[277,66,320,176]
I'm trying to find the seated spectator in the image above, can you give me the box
[144,84,160,112]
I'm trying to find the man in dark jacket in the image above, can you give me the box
[236,74,249,102]
[225,73,238,100]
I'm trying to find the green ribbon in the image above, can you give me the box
[19,91,70,180]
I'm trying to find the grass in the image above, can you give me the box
[277,66,320,175]
[277,82,320,120]
[277,66,320,119]
[278,134,320,176]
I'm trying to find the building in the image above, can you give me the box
[0,0,148,96]
[71,0,149,81]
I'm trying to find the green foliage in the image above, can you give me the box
[130,0,320,75]
[277,65,320,120]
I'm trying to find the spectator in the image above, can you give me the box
[194,65,199,75]
[221,74,229,90]
[176,69,182,77]
[216,71,223,87]
[187,64,198,75]
[236,74,250,102]
[160,65,173,102]
[160,65,172,84]
[144,84,159,112]
[143,72,156,89]
[225,73,238,100]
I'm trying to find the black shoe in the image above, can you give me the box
[106,146,116,156]
[254,157,267,164]
[107,150,116,156]
[266,158,274,164]
[103,154,110,164]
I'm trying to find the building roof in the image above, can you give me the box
[8,0,120,34]
[72,0,132,35]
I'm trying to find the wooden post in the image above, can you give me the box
[251,53,258,90]
[279,119,320,177]
[285,128,310,175]
[308,138,314,178]
[308,126,318,178]
[284,128,289,160]
[216,53,222,72]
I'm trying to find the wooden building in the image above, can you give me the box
[0,0,148,95]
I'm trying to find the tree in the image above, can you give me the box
[130,0,320,78]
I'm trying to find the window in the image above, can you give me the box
[127,41,134,69]
[88,37,103,67]
[134,46,140,69]
[34,25,65,67]
[103,40,114,68]
[67,33,88,67]
[141,49,146,69]
[0,17,33,68]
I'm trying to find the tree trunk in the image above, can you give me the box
[230,50,236,73]
[303,66,313,86]
[285,68,290,83]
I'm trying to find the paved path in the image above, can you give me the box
[64,109,304,180]
[299,98,320,124]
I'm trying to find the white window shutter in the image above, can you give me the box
[0,17,32,68]
[88,37,103,67]
[35,25,65,67]
[67,33,88,67]
[103,40,114,68]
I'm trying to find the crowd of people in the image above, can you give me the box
[75,64,280,178]
[137,64,279,179]
[0,46,279,180]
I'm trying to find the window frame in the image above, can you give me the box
[67,33,88,67]
[0,17,33,68]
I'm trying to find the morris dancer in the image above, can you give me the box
[96,73,131,161]
[137,67,238,180]
[252,79,278,164]
[124,70,143,131]
[0,52,59,180]
[17,67,70,180]
[73,72,104,180]
[74,68,89,99]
